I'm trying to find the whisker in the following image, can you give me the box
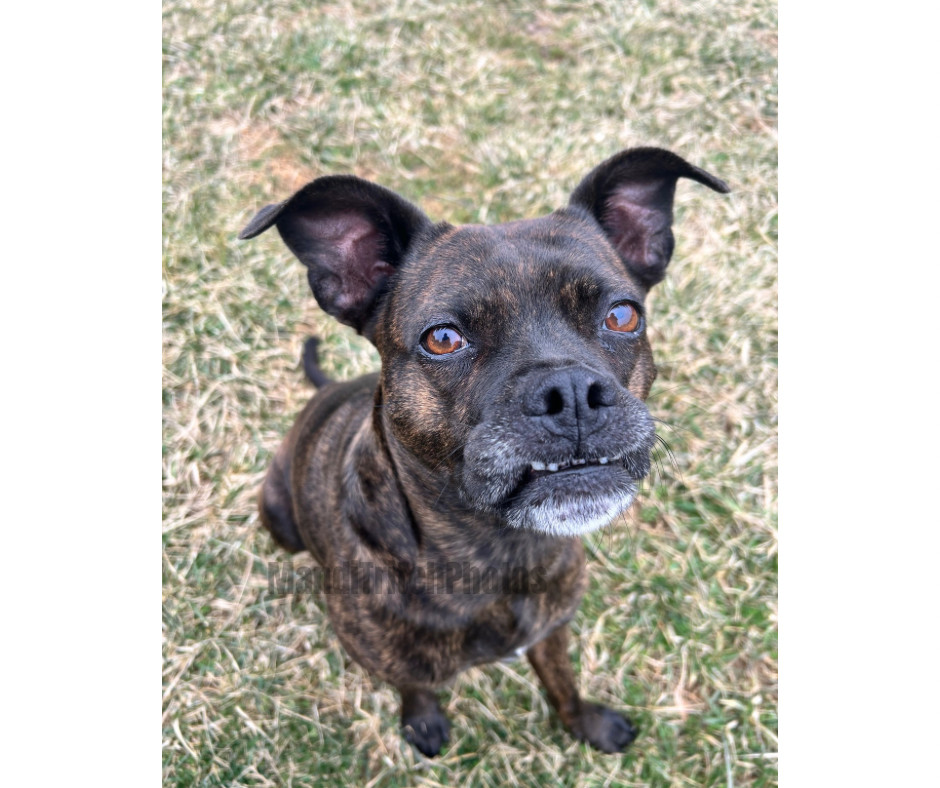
[650,417,694,439]
[648,443,668,486]
[433,476,453,509]
[654,433,680,471]
[643,383,694,402]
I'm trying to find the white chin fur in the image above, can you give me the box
[505,485,637,536]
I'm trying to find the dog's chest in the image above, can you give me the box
[324,542,587,686]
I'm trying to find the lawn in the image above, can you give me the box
[162,0,777,785]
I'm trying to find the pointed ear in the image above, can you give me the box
[569,147,730,288]
[239,176,432,335]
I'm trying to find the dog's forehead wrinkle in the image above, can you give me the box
[395,222,640,336]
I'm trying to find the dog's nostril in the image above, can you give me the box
[545,387,564,416]
[587,382,606,409]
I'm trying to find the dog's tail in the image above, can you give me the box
[302,336,332,387]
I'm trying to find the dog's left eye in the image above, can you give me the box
[422,325,468,355]
[604,302,642,333]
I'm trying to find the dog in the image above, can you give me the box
[239,147,728,756]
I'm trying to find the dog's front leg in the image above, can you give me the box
[527,625,638,753]
[399,686,450,757]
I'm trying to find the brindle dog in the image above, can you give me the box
[239,147,728,756]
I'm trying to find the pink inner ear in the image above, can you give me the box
[371,260,395,278]
[603,200,658,268]
[295,212,393,312]
[603,181,674,270]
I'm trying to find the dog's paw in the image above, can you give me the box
[571,703,638,753]
[402,710,451,757]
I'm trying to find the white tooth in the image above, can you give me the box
[547,463,559,472]
[599,457,609,464]
[531,462,546,471]
[574,459,585,466]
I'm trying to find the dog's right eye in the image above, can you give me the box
[421,326,468,356]
[604,302,642,333]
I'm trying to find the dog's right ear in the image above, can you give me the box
[239,177,432,336]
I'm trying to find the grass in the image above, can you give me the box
[163,0,777,785]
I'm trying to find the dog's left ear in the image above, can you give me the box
[569,147,730,288]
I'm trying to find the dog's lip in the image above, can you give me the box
[525,455,623,481]
[500,456,640,533]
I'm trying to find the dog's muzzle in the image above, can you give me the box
[460,367,656,536]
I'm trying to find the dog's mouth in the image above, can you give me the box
[459,392,657,537]
[497,452,647,537]
[524,455,621,482]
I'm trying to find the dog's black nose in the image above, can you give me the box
[522,367,617,435]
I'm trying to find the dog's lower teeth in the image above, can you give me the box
[529,457,620,476]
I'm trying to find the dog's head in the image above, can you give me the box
[241,148,728,536]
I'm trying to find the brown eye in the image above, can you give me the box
[604,303,641,333]
[422,326,467,355]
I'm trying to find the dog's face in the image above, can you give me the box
[376,210,658,535]
[239,148,729,536]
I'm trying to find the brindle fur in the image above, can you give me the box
[242,147,728,757]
